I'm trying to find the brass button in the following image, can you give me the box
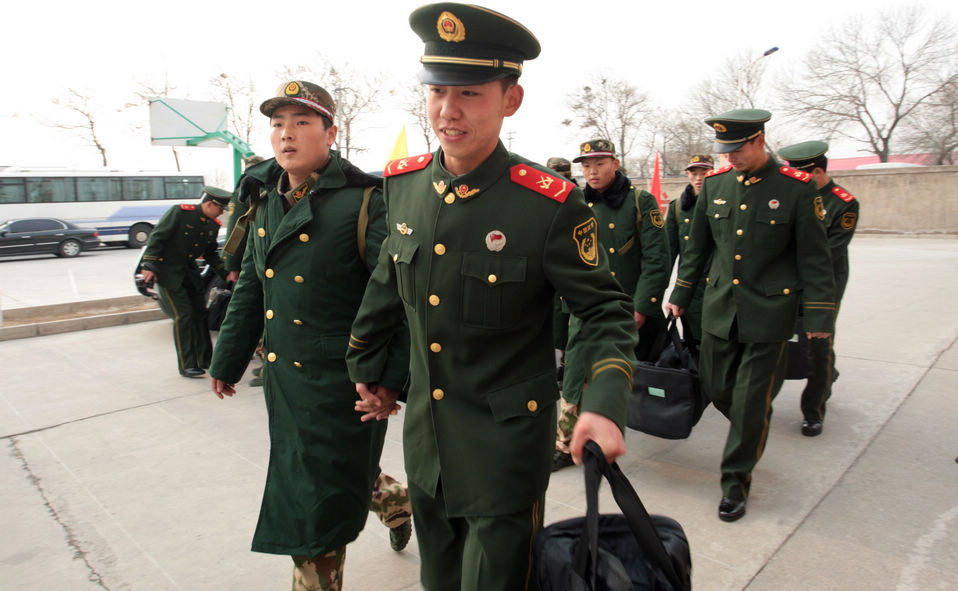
[783,288,790,295]
[299,233,309,242]
[611,271,616,277]
[588,202,594,207]
[527,400,538,412]
[393,253,399,262]
[732,279,740,285]
[434,244,446,255]
[432,389,444,401]
[430,342,442,353]
[684,236,689,241]
[194,243,199,247]
[267,352,277,362]
[706,277,710,283]
[444,194,455,204]
[608,223,615,229]
[744,180,751,186]
[684,218,690,223]
[735,254,742,261]
[608,247,615,253]
[294,275,305,283]
[429,295,440,306]
[257,228,266,237]
[188,254,194,258]
[714,213,720,219]
[736,229,744,236]
[770,220,776,225]
[265,310,274,319]
[265,268,275,278]
[293,319,303,325]
[650,297,658,303]
[294,361,303,368]
[740,204,748,210]
[488,274,497,284]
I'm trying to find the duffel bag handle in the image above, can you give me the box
[665,312,698,373]
[575,440,689,591]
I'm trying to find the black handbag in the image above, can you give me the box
[628,314,706,439]
[785,315,811,380]
[534,441,691,591]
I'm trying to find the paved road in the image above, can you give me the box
[2,236,957,590]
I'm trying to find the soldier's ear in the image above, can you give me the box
[503,84,523,117]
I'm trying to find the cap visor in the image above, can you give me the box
[685,163,713,170]
[418,67,511,86]
[714,140,746,154]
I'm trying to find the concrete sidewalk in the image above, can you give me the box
[2,236,957,590]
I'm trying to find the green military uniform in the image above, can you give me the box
[141,188,228,375]
[669,110,835,519]
[665,154,715,341]
[546,157,575,354]
[224,155,266,273]
[779,141,860,429]
[209,151,411,558]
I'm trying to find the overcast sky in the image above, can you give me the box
[3,0,957,186]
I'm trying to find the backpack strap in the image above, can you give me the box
[223,187,265,256]
[356,185,375,266]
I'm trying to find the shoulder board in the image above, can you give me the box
[779,166,812,183]
[383,153,432,177]
[832,186,856,203]
[213,218,222,226]
[509,164,574,203]
[706,165,732,177]
[179,203,196,211]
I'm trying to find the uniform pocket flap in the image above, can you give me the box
[461,252,526,286]
[388,235,419,264]
[485,371,559,421]
[755,209,792,225]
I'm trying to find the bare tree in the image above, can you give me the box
[401,81,433,153]
[211,72,258,146]
[780,7,958,161]
[645,107,714,176]
[281,60,384,160]
[899,79,958,164]
[562,77,651,175]
[49,88,109,167]
[692,48,780,116]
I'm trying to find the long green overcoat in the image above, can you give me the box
[209,153,408,557]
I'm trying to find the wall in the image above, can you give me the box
[649,165,958,234]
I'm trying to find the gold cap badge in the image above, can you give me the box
[713,122,727,133]
[437,11,466,42]
[285,82,300,96]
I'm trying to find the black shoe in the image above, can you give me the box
[551,450,575,472]
[718,497,746,522]
[179,367,205,378]
[389,519,412,552]
[802,419,823,437]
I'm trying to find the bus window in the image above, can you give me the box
[77,178,119,202]
[122,178,164,201]
[0,179,26,204]
[165,177,205,200]
[26,178,76,203]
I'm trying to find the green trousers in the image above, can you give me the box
[700,329,787,501]
[156,281,210,371]
[409,479,543,591]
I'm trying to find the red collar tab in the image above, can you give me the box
[706,165,732,177]
[384,153,433,177]
[832,186,856,202]
[179,203,196,210]
[509,164,574,203]
[779,166,812,183]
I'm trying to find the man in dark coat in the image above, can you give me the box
[208,81,411,591]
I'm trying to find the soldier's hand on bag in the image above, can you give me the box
[807,332,832,339]
[141,269,156,285]
[634,311,647,329]
[211,378,236,399]
[226,271,240,283]
[665,303,684,317]
[570,412,625,465]
[355,382,401,422]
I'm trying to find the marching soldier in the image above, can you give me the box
[140,187,229,377]
[345,4,637,588]
[778,140,860,436]
[666,109,835,522]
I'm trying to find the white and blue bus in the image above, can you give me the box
[0,167,206,247]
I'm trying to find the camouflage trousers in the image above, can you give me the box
[554,398,580,454]
[291,472,411,591]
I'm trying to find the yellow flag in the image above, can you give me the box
[386,126,408,165]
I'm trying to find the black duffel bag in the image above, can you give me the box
[785,315,811,380]
[628,314,706,439]
[535,441,691,590]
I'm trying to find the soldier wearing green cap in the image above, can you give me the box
[665,154,716,343]
[552,138,671,471]
[345,4,637,589]
[666,109,836,522]
[208,80,412,591]
[140,186,229,377]
[778,140,860,437]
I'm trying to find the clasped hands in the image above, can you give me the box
[355,382,402,422]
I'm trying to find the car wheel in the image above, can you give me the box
[56,239,82,258]
[127,223,153,248]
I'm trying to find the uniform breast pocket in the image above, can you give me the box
[460,253,527,328]
[754,209,792,246]
[706,204,731,240]
[388,235,419,310]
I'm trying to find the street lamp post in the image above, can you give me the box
[738,46,779,108]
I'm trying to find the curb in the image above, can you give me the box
[0,296,167,342]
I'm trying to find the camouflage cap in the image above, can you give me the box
[572,139,616,163]
[546,157,572,178]
[409,3,541,85]
[259,81,336,122]
[778,140,829,170]
[704,108,772,154]
[685,154,714,170]
[201,186,232,206]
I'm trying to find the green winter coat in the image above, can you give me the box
[346,142,637,517]
[209,153,409,557]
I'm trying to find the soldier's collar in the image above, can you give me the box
[431,141,510,201]
[736,157,777,186]
[279,171,320,204]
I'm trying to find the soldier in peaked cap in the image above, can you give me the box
[666,109,835,522]
[552,138,671,472]
[345,4,637,589]
[140,186,229,378]
[208,80,412,591]
[665,154,715,344]
[778,140,860,437]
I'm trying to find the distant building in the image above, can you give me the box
[828,152,958,170]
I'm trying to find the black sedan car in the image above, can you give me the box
[0,218,101,258]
